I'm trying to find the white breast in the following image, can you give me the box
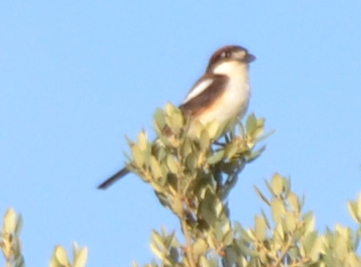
[197,61,251,125]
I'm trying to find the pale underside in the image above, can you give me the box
[183,61,251,135]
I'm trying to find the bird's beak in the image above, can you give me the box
[245,53,256,63]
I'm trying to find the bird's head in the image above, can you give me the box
[206,45,256,74]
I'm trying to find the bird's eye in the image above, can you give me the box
[221,51,231,58]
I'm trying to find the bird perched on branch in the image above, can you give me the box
[98,45,256,189]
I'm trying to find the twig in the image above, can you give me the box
[180,213,197,267]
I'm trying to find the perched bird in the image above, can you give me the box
[98,45,255,189]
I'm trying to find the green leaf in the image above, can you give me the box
[153,108,166,130]
[193,239,208,258]
[150,156,162,180]
[131,144,144,167]
[225,142,239,160]
[171,197,183,217]
[284,211,297,233]
[200,190,217,226]
[303,232,318,256]
[150,231,165,261]
[274,223,285,245]
[199,256,211,267]
[357,193,361,219]
[234,222,253,243]
[55,246,69,266]
[138,131,149,152]
[256,129,276,143]
[190,120,205,139]
[156,146,167,162]
[215,200,224,218]
[335,224,350,240]
[254,186,271,205]
[222,229,234,246]
[260,209,271,229]
[288,192,300,213]
[3,207,16,233]
[254,215,267,241]
[246,113,257,134]
[348,201,359,223]
[199,129,210,151]
[14,214,23,236]
[308,238,322,262]
[185,153,198,172]
[180,138,193,158]
[166,155,179,173]
[303,211,315,234]
[206,120,220,139]
[271,199,285,223]
[151,230,163,244]
[207,150,225,165]
[347,252,360,267]
[73,247,88,267]
[165,102,176,116]
[150,241,164,261]
[72,242,79,263]
[168,109,184,134]
[245,146,266,163]
[270,173,284,196]
[283,177,291,196]
[239,241,259,257]
[49,258,59,267]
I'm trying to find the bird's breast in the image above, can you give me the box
[197,77,250,125]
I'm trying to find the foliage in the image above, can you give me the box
[0,208,24,267]
[2,104,361,267]
[49,243,88,267]
[126,104,361,267]
[0,208,88,267]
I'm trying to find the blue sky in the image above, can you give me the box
[1,1,361,266]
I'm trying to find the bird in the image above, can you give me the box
[97,45,256,189]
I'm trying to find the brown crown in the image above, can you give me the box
[206,45,255,72]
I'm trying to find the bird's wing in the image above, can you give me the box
[179,74,228,117]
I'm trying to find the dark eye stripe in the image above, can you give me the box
[221,51,231,58]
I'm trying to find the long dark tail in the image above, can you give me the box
[97,167,130,189]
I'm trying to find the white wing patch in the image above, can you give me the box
[182,78,214,104]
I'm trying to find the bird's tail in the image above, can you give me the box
[97,167,130,189]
